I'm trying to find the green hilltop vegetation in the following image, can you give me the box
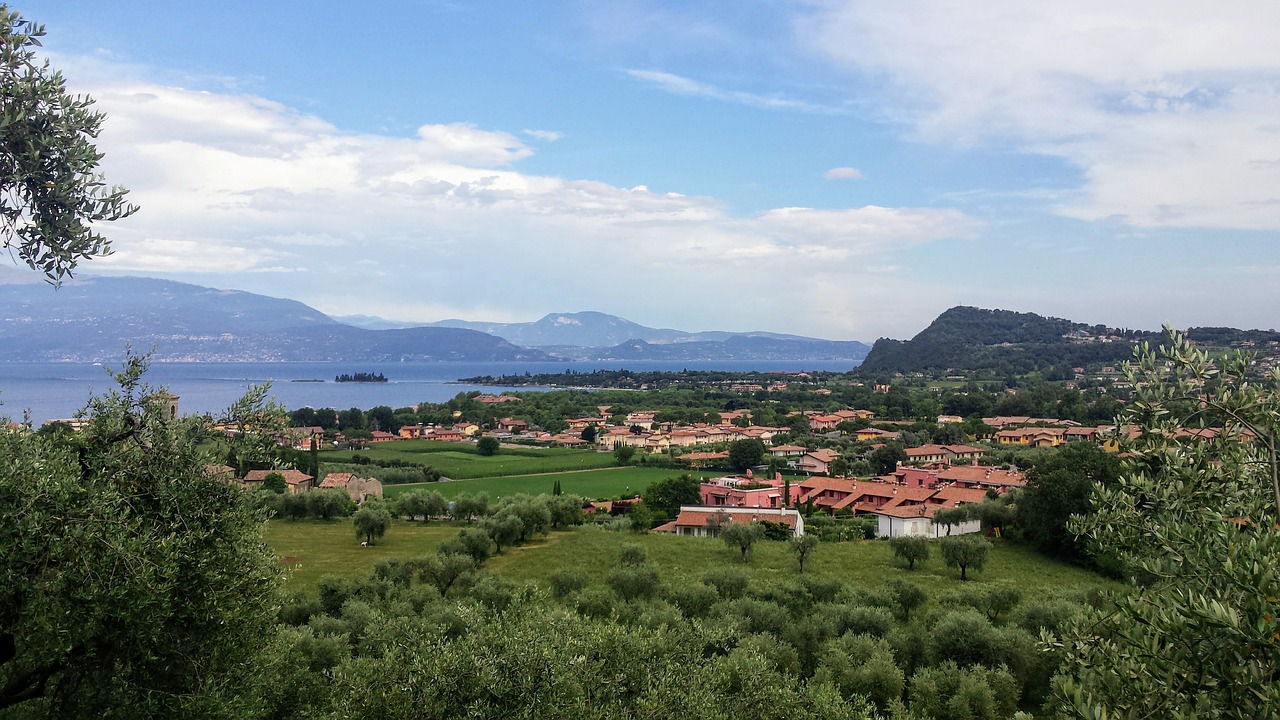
[858,306,1158,376]
[858,305,1280,377]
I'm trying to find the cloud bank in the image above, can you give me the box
[78,77,975,339]
[798,0,1280,231]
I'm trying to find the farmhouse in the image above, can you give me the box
[243,469,314,494]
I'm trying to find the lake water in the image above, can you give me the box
[0,359,856,425]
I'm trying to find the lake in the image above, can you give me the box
[0,359,856,425]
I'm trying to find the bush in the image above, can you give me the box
[547,568,588,599]
[663,584,721,619]
[831,604,895,639]
[606,566,661,602]
[476,436,500,456]
[908,661,1019,720]
[702,568,751,600]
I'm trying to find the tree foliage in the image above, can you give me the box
[642,473,701,518]
[889,535,930,570]
[352,504,391,544]
[789,533,819,573]
[475,436,499,456]
[939,534,990,581]
[0,8,137,283]
[728,438,766,471]
[1052,330,1280,718]
[0,355,279,715]
[721,521,765,563]
[1017,441,1120,560]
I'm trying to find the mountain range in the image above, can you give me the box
[0,277,871,363]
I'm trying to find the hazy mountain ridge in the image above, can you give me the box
[426,311,839,348]
[0,278,870,364]
[0,278,550,362]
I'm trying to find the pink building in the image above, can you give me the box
[699,475,803,509]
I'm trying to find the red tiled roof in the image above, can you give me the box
[244,469,314,485]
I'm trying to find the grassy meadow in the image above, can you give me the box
[381,467,814,502]
[266,519,1119,599]
[382,466,693,501]
[264,519,461,589]
[320,439,618,478]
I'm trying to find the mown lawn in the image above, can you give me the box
[266,519,1120,600]
[320,439,618,478]
[382,466,692,502]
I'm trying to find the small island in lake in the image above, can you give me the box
[334,372,388,383]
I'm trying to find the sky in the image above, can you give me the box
[7,0,1280,341]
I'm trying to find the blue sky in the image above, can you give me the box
[8,0,1280,340]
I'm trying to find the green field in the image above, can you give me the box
[381,467,812,502]
[265,519,1119,599]
[382,466,695,501]
[264,519,461,589]
[321,439,618,478]
[487,526,1119,598]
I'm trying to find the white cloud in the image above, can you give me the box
[65,73,975,339]
[823,166,863,180]
[797,0,1280,230]
[523,129,562,142]
[624,69,829,112]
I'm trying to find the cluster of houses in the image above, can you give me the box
[655,458,1025,540]
[204,465,383,503]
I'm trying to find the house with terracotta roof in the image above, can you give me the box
[904,444,985,465]
[797,477,917,514]
[680,451,729,468]
[318,472,383,503]
[870,503,982,538]
[797,448,841,475]
[243,469,314,494]
[934,464,1026,489]
[426,427,465,442]
[476,394,521,404]
[496,418,528,433]
[769,444,808,457]
[995,427,1065,447]
[699,476,802,509]
[929,485,992,506]
[855,427,901,442]
[654,506,805,537]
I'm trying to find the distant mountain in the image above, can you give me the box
[429,311,843,349]
[858,306,1159,375]
[329,314,423,331]
[0,277,551,362]
[582,336,872,363]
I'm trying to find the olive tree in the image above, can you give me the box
[789,533,819,573]
[939,534,991,581]
[889,535,930,570]
[0,356,279,715]
[1052,331,1280,718]
[0,7,137,283]
[353,504,392,544]
[721,521,765,563]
